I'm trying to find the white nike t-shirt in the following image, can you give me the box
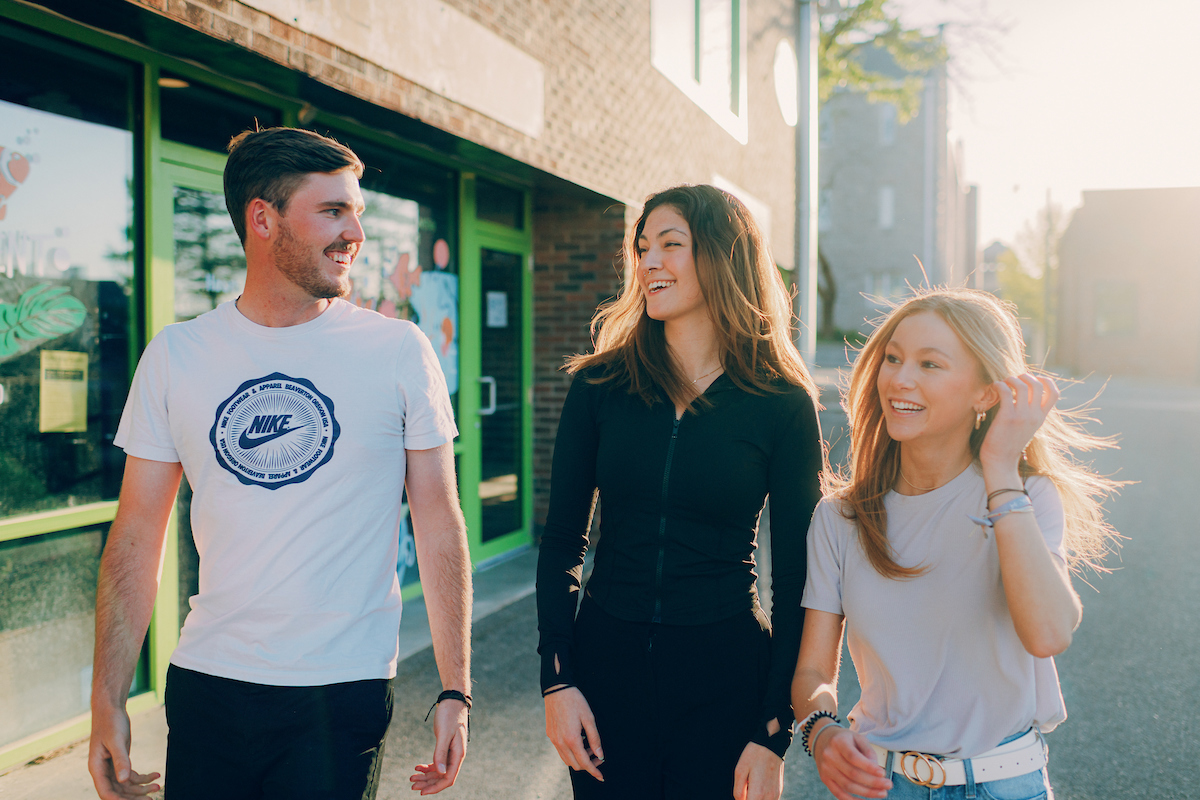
[115,299,458,685]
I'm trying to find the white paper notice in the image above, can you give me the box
[486,291,508,328]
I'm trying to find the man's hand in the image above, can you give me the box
[88,704,161,799]
[88,456,181,800]
[406,444,472,795]
[409,699,469,794]
[732,741,784,800]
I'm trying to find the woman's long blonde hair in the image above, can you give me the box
[829,287,1121,579]
[567,184,817,408]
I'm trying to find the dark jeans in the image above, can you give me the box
[163,664,394,800]
[569,595,772,800]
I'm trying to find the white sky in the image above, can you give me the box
[893,0,1200,246]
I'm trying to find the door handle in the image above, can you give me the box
[478,376,497,416]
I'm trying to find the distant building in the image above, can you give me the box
[817,49,978,333]
[978,240,1010,294]
[1057,187,1200,383]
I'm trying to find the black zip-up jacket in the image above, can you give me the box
[536,369,823,758]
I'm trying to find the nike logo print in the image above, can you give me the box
[238,425,303,450]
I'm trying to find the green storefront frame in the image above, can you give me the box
[0,0,534,771]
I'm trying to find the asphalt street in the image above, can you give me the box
[374,367,1199,800]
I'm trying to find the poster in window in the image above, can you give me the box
[486,291,508,328]
[38,350,87,432]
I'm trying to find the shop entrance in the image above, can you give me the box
[478,247,525,541]
[459,177,533,563]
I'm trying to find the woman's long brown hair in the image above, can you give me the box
[830,287,1122,579]
[567,185,817,409]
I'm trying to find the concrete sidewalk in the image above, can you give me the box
[0,546,542,800]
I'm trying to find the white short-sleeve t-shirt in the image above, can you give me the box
[802,465,1068,758]
[116,299,458,686]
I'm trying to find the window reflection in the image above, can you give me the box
[159,74,281,153]
[0,525,147,747]
[173,186,246,322]
[0,82,133,518]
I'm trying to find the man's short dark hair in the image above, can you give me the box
[224,127,365,243]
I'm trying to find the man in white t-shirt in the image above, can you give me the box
[87,128,472,800]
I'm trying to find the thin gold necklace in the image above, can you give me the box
[899,468,937,492]
[690,365,723,384]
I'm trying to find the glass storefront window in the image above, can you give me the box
[173,185,246,322]
[475,177,524,230]
[0,28,134,519]
[339,137,458,403]
[326,132,457,593]
[160,73,282,153]
[0,524,146,748]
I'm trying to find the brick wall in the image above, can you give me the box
[531,189,627,532]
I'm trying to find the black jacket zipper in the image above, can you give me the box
[651,413,682,624]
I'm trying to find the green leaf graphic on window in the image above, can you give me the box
[0,284,87,357]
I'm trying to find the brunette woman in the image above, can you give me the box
[792,288,1119,800]
[536,185,824,800]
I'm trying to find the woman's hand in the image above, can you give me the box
[733,742,784,800]
[544,686,605,782]
[812,725,892,800]
[979,373,1060,471]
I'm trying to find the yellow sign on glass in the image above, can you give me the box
[39,350,88,433]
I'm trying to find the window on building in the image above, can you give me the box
[819,111,833,145]
[173,186,246,323]
[0,524,149,747]
[818,187,833,232]
[879,103,897,145]
[476,178,524,230]
[328,134,459,406]
[650,0,748,143]
[1093,280,1137,336]
[879,186,895,230]
[0,24,135,520]
[160,74,281,153]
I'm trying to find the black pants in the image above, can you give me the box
[569,595,772,800]
[163,664,394,800]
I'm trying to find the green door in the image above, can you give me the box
[459,176,533,563]
[143,141,240,691]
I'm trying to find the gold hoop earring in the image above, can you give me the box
[975,411,986,430]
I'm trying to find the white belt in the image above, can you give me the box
[871,730,1047,788]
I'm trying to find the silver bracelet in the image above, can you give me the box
[808,720,845,755]
[968,493,1034,529]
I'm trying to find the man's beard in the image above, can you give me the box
[272,219,351,300]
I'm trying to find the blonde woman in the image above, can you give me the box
[537,185,824,800]
[792,288,1119,800]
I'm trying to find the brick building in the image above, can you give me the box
[0,0,804,764]
[817,50,977,333]
[1057,187,1200,383]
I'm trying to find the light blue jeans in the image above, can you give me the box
[882,732,1054,800]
